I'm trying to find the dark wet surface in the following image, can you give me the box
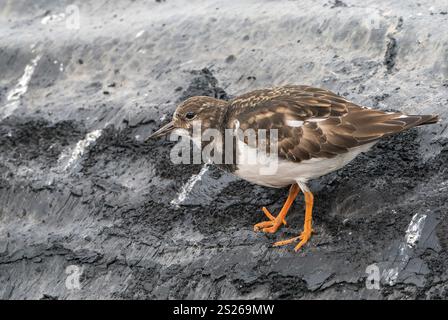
[1,0,448,299]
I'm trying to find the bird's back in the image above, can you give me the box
[225,85,438,164]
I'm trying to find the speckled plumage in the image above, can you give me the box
[227,85,437,163]
[156,85,438,172]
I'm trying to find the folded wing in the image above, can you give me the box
[227,85,438,163]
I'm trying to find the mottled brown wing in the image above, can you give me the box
[227,85,437,162]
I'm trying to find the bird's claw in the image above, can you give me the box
[253,220,278,233]
[253,207,287,233]
[273,229,314,251]
[293,230,313,251]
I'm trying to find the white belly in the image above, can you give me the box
[233,141,376,188]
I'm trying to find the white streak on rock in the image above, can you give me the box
[58,130,103,171]
[405,213,427,247]
[171,164,209,207]
[2,55,41,119]
[383,265,400,285]
[135,30,145,38]
[7,55,41,102]
[383,212,427,285]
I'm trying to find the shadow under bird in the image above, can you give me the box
[149,85,439,251]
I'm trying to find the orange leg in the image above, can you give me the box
[273,190,314,251]
[253,184,300,234]
[262,207,287,226]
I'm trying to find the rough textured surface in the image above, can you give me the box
[0,0,447,299]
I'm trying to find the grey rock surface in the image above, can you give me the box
[0,0,447,299]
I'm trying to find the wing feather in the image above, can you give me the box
[226,85,436,163]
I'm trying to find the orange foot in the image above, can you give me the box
[273,229,314,251]
[253,212,284,233]
[262,207,287,226]
[253,184,300,234]
[273,189,315,251]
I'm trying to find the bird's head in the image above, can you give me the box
[148,96,228,139]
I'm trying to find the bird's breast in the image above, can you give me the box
[233,140,376,187]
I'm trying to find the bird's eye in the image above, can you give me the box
[185,111,196,120]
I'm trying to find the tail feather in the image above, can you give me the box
[348,111,439,143]
[401,114,439,129]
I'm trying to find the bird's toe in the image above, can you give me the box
[253,220,274,232]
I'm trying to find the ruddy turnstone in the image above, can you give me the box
[149,85,438,251]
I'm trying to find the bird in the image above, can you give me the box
[149,85,439,251]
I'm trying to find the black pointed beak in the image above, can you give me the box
[147,121,175,140]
